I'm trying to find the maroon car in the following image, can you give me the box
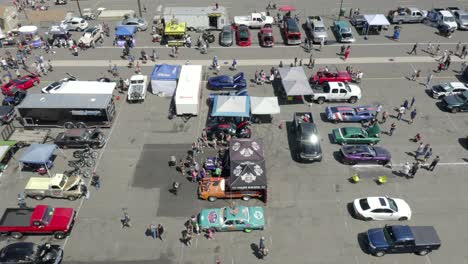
[312,70,352,84]
[2,75,40,96]
[340,144,391,165]
[259,24,274,47]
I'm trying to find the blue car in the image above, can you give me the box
[325,105,376,123]
[208,72,246,90]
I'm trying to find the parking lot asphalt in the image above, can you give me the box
[0,0,468,263]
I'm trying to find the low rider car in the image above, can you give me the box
[441,90,468,112]
[340,144,391,165]
[78,25,103,47]
[55,128,106,149]
[259,24,274,47]
[208,72,247,90]
[332,123,381,145]
[25,173,85,201]
[198,206,265,232]
[326,105,377,123]
[0,242,63,264]
[333,20,355,43]
[312,70,353,84]
[431,82,468,99]
[2,75,40,96]
[353,196,412,221]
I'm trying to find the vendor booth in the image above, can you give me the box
[151,64,181,95]
[360,14,390,36]
[212,95,250,117]
[115,25,137,47]
[250,96,280,123]
[18,144,57,176]
[175,65,202,116]
[278,67,312,103]
[18,26,43,48]
[163,20,187,46]
[46,24,70,46]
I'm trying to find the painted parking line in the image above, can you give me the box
[352,162,468,168]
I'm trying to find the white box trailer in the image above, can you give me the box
[175,65,202,116]
[51,81,116,95]
[161,6,229,31]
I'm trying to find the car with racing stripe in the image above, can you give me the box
[325,105,377,123]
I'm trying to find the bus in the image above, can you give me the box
[17,94,116,129]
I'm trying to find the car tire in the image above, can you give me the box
[11,232,23,239]
[398,216,408,221]
[374,251,385,257]
[348,96,357,104]
[208,196,217,202]
[77,28,82,32]
[54,231,66,239]
[64,122,75,129]
[76,122,87,128]
[34,195,45,200]
[316,97,325,104]
[242,195,251,201]
[417,249,429,256]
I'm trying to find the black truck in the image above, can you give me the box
[366,225,441,257]
[291,112,322,162]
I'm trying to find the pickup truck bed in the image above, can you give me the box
[412,226,441,247]
[0,208,33,227]
[1,124,50,145]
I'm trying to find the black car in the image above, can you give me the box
[291,112,322,161]
[55,128,106,148]
[0,242,63,264]
[2,89,26,106]
[0,105,16,125]
[441,90,468,113]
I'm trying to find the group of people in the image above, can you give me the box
[254,67,279,84]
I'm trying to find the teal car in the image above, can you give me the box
[332,123,381,145]
[198,206,265,232]
[333,20,355,43]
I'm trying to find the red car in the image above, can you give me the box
[259,24,274,47]
[2,74,40,95]
[312,70,352,84]
[236,25,251,47]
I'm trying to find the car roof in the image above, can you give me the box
[440,10,454,16]
[343,127,362,135]
[328,82,346,89]
[447,82,468,89]
[64,128,87,137]
[342,144,371,154]
[330,106,355,113]
[364,197,390,210]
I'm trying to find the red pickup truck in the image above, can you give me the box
[0,205,75,239]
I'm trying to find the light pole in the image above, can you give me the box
[137,0,142,17]
[338,0,344,20]
[74,0,83,17]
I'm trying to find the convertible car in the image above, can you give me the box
[340,144,391,165]
[198,206,265,232]
[208,72,247,90]
[312,70,352,84]
[2,75,40,96]
[332,123,381,145]
[326,105,377,123]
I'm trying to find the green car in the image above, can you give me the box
[198,206,265,232]
[332,124,381,145]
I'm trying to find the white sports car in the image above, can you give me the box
[353,196,412,221]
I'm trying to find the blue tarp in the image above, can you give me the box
[19,144,57,164]
[151,64,181,80]
[115,25,137,36]
[212,95,250,117]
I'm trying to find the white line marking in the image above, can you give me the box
[352,162,468,168]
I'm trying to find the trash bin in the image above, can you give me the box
[339,8,346,17]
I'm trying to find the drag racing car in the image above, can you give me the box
[325,105,377,123]
[312,69,353,84]
[198,205,265,232]
[332,123,381,145]
[339,144,391,165]
[208,72,247,90]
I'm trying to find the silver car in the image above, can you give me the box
[219,25,234,46]
[117,17,148,31]
[306,16,328,43]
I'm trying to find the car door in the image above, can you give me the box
[339,88,348,101]
[390,240,415,253]
[360,153,374,163]
[222,220,236,231]
[235,220,245,230]
[330,88,339,101]
[370,208,394,220]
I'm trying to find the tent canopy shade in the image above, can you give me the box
[278,67,313,96]
[18,144,57,164]
[212,95,250,117]
[250,97,280,115]
[115,25,137,36]
[228,138,266,190]
[364,14,390,26]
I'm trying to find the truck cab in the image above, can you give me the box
[25,173,84,201]
[312,82,362,104]
[127,74,148,103]
[199,177,264,202]
[428,9,458,29]
[234,12,274,28]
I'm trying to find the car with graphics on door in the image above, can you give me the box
[431,82,468,99]
[325,105,377,123]
[0,242,63,264]
[2,75,40,96]
[339,144,391,165]
[208,72,247,90]
[332,123,381,145]
[198,206,264,232]
[353,196,412,221]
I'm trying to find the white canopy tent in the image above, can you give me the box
[278,67,313,96]
[250,97,280,115]
[364,14,390,26]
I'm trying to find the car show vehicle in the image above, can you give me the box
[0,242,63,264]
[333,20,355,42]
[198,206,265,232]
[2,75,40,96]
[236,25,251,46]
[25,173,85,201]
[46,24,71,46]
[234,12,274,28]
[311,82,361,104]
[78,25,103,47]
[387,7,427,24]
[441,90,468,112]
[54,128,106,149]
[162,21,187,46]
[332,123,381,145]
[17,94,116,128]
[283,17,302,45]
[117,17,148,31]
[366,225,441,257]
[205,120,251,139]
[431,82,468,99]
[0,141,19,174]
[291,112,322,161]
[60,17,88,31]
[427,9,458,29]
[127,74,148,103]
[41,75,76,93]
[199,177,265,202]
[2,89,26,106]
[0,204,75,239]
[449,7,468,29]
[326,105,377,123]
[0,105,16,125]
[208,72,247,90]
[340,144,391,165]
[259,24,274,47]
[312,70,353,84]
[305,16,328,43]
[353,196,412,221]
[219,25,234,46]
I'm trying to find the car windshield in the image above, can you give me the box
[387,198,398,212]
[239,30,249,40]
[342,32,353,38]
[367,147,376,156]
[383,226,396,244]
[359,198,370,210]
[84,28,93,33]
[457,93,467,101]
[343,83,352,92]
[263,36,273,42]
[41,207,54,225]
[222,32,231,39]
[315,26,325,32]
[45,82,61,91]
[444,16,455,22]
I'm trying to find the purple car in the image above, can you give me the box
[340,145,391,165]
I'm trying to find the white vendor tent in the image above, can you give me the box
[175,65,202,115]
[250,97,280,115]
[151,64,181,96]
[364,14,390,26]
[278,67,313,96]
[212,95,250,117]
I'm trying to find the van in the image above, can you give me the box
[283,18,301,45]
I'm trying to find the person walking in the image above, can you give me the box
[340,44,346,56]
[408,43,418,55]
[401,162,411,177]
[397,105,405,120]
[92,173,101,190]
[422,143,430,155]
[320,38,325,51]
[259,236,268,258]
[388,123,396,136]
[157,224,164,241]
[149,224,158,239]
[462,44,467,57]
[455,41,461,56]
[415,142,425,159]
[409,162,420,178]
[403,99,409,110]
[425,73,433,88]
[344,45,351,61]
[380,111,389,124]
[409,109,417,124]
[444,55,451,70]
[428,156,440,171]
[423,148,433,163]
[122,211,131,228]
